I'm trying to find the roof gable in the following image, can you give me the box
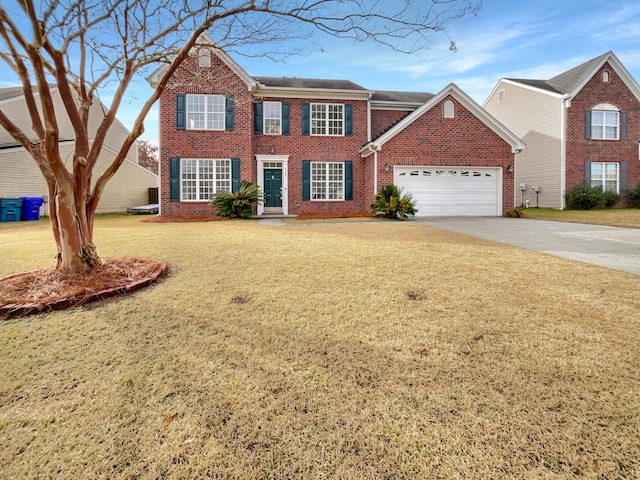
[499,52,640,102]
[362,83,526,156]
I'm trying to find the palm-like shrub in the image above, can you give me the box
[370,184,417,219]
[210,181,263,218]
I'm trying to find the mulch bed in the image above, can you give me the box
[0,257,168,319]
[142,211,376,223]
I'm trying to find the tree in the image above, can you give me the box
[137,140,158,174]
[0,0,481,273]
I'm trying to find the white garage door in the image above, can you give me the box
[395,166,501,216]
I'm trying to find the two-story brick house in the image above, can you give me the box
[484,51,640,209]
[149,34,525,217]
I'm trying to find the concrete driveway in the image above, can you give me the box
[417,217,640,276]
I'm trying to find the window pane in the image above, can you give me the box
[328,163,343,199]
[181,159,198,200]
[216,159,231,192]
[311,163,327,199]
[198,159,215,200]
[187,95,205,129]
[207,96,225,130]
[264,102,281,135]
[311,104,326,135]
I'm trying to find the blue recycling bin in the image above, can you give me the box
[20,196,44,221]
[0,198,23,222]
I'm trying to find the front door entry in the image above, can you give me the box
[264,169,282,208]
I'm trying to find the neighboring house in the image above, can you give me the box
[484,51,640,209]
[0,86,158,216]
[149,34,524,217]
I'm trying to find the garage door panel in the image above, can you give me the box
[395,166,500,216]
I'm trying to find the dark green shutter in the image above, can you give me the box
[169,156,180,202]
[282,102,290,135]
[584,162,592,184]
[302,160,311,200]
[231,158,241,193]
[225,97,234,131]
[302,103,310,136]
[620,162,628,190]
[585,110,592,139]
[254,102,263,134]
[345,104,353,136]
[344,160,353,200]
[176,94,185,130]
[620,111,628,139]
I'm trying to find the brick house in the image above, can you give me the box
[484,51,640,209]
[148,35,525,217]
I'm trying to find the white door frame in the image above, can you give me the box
[256,154,289,215]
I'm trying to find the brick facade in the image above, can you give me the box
[157,48,519,217]
[373,96,515,211]
[565,62,639,205]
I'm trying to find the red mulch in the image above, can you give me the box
[0,257,168,319]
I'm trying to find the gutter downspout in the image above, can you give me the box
[560,94,571,209]
[373,150,378,195]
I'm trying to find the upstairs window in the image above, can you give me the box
[311,103,344,136]
[591,110,619,139]
[585,104,626,140]
[264,101,282,135]
[187,94,225,130]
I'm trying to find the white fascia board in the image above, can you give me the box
[254,85,372,101]
[370,101,423,111]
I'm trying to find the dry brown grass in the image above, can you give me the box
[522,207,640,228]
[1,216,639,479]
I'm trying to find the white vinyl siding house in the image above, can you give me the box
[0,88,157,215]
[484,80,564,208]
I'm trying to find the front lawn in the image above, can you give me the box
[521,207,640,228]
[1,216,639,478]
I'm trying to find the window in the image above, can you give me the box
[311,162,344,200]
[181,159,230,201]
[591,110,619,139]
[198,49,211,67]
[444,100,455,118]
[264,101,282,135]
[187,94,225,130]
[311,103,344,136]
[591,162,619,192]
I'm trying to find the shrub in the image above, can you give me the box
[625,181,640,207]
[210,181,263,218]
[602,190,622,209]
[502,208,522,218]
[564,183,604,210]
[370,184,417,219]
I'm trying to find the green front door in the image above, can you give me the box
[264,169,282,208]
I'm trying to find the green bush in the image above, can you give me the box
[502,208,522,218]
[370,184,417,220]
[625,182,640,207]
[209,181,263,218]
[602,190,622,209]
[564,183,604,210]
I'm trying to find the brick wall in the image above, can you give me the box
[375,96,516,211]
[565,62,640,205]
[371,109,410,139]
[158,52,255,216]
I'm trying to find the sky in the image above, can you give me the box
[6,0,640,147]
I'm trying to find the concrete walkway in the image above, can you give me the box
[416,217,640,276]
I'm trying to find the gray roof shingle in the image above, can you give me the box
[371,90,434,103]
[253,76,368,91]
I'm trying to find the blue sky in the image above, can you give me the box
[10,0,640,147]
